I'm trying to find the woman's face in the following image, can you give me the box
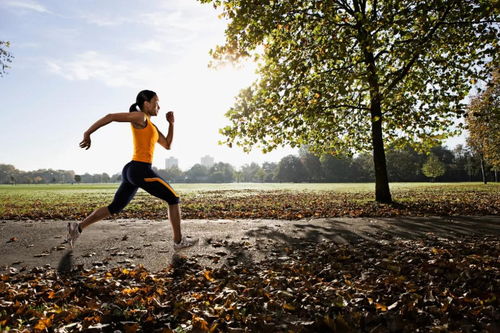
[144,95,160,116]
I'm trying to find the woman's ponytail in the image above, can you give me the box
[130,90,157,112]
[129,102,139,112]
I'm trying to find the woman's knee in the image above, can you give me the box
[168,196,181,205]
[107,202,126,215]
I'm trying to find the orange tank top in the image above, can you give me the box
[131,116,158,163]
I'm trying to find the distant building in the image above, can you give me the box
[165,157,179,169]
[201,155,215,168]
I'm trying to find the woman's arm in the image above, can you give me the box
[80,112,146,150]
[156,111,174,150]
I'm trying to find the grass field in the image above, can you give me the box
[1,181,498,192]
[0,182,498,220]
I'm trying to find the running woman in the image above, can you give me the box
[67,90,198,250]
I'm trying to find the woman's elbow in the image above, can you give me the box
[160,141,171,150]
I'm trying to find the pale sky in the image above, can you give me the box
[0,0,464,175]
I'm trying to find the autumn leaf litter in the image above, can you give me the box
[1,188,499,221]
[0,232,498,332]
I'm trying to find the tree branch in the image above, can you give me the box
[372,0,378,22]
[382,1,456,98]
[361,0,367,16]
[374,50,389,61]
[335,0,355,16]
[352,0,362,14]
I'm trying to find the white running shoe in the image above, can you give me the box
[173,236,199,251]
[67,222,81,248]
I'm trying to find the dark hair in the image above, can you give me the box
[129,90,157,112]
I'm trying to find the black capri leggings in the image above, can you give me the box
[108,161,180,214]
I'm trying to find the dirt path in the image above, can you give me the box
[1,216,499,274]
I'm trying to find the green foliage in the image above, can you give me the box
[185,164,209,182]
[203,0,498,156]
[262,162,279,182]
[386,147,424,181]
[209,162,235,182]
[299,149,323,181]
[320,154,354,182]
[185,163,235,182]
[352,152,375,181]
[276,155,308,182]
[422,153,446,180]
[156,166,184,183]
[0,164,79,184]
[466,69,500,170]
[201,0,498,202]
[240,162,264,182]
[0,41,13,77]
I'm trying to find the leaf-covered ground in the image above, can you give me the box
[1,185,499,220]
[1,232,498,332]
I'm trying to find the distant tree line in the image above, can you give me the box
[1,144,497,185]
[274,145,496,184]
[0,165,77,185]
[0,165,118,185]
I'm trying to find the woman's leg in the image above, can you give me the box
[82,180,138,229]
[67,180,138,247]
[168,204,182,243]
[68,207,111,247]
[139,178,183,240]
[168,202,198,249]
[138,171,197,248]
[80,206,111,230]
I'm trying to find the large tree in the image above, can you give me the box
[466,69,500,183]
[200,0,498,202]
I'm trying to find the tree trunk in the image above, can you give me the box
[480,156,487,184]
[371,101,392,203]
[365,52,392,202]
[357,19,392,203]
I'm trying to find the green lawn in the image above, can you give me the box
[0,182,498,220]
[1,182,497,193]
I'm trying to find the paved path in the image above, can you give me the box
[1,216,499,273]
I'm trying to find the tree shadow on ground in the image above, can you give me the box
[240,216,500,261]
[361,216,500,239]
